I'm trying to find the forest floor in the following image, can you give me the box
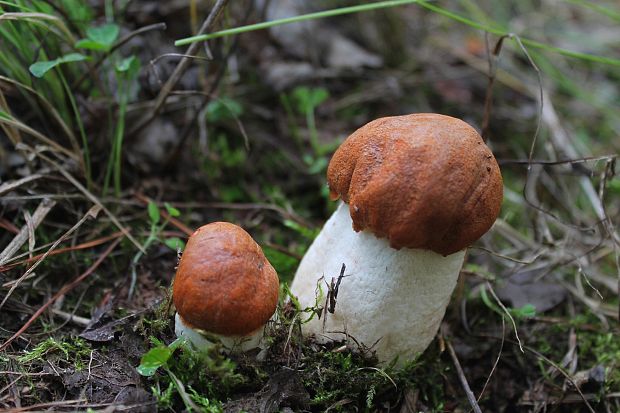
[0,1,619,412]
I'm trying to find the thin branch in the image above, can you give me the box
[129,0,230,135]
[477,317,505,403]
[486,282,524,353]
[445,337,483,413]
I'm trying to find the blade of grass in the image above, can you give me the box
[58,71,91,187]
[0,9,76,127]
[0,12,75,43]
[103,74,130,197]
[0,1,36,12]
[0,75,80,152]
[0,115,80,161]
[416,0,620,66]
[0,87,21,143]
[0,15,38,85]
[175,0,620,67]
[562,0,620,23]
[175,0,422,46]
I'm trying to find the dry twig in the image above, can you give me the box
[0,199,56,266]
[129,0,230,134]
[444,337,483,413]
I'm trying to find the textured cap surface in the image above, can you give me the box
[327,113,503,256]
[173,222,279,336]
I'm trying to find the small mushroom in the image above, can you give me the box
[290,113,503,365]
[173,222,279,352]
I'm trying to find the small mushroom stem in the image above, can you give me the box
[290,202,466,365]
[174,313,266,352]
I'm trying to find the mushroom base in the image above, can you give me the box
[174,313,265,353]
[290,202,466,365]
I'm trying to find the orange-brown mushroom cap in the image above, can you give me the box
[173,222,279,336]
[327,113,503,256]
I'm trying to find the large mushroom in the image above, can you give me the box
[290,113,503,365]
[173,222,279,352]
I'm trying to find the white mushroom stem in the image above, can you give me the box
[174,313,266,353]
[290,202,466,365]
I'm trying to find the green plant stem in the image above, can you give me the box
[128,219,169,298]
[114,83,128,196]
[103,76,129,197]
[279,94,301,147]
[174,0,620,67]
[59,71,91,188]
[175,0,422,45]
[306,108,320,155]
[128,225,157,299]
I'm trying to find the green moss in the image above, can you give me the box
[136,288,175,338]
[298,345,448,411]
[578,331,620,394]
[17,336,92,370]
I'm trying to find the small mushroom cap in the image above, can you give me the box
[173,222,279,336]
[327,113,503,256]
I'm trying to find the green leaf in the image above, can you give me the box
[164,203,181,217]
[510,303,537,319]
[167,337,186,352]
[164,237,185,251]
[116,55,137,72]
[307,156,328,175]
[75,39,109,51]
[136,337,185,377]
[29,53,87,78]
[147,201,160,224]
[0,110,12,120]
[136,346,172,376]
[608,178,620,195]
[205,98,243,122]
[292,86,329,114]
[308,87,329,107]
[87,23,119,48]
[75,24,119,51]
[284,219,319,240]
